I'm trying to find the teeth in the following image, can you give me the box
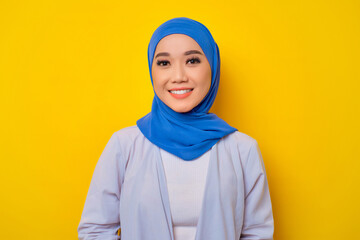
[170,89,192,95]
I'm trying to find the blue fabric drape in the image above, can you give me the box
[137,17,237,160]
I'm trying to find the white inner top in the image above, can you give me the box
[160,148,211,240]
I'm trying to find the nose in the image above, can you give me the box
[171,62,188,83]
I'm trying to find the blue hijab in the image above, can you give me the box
[136,17,237,160]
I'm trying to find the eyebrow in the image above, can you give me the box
[154,50,203,59]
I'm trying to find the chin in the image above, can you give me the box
[171,106,193,113]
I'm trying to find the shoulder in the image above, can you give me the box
[112,125,142,141]
[110,125,144,149]
[221,131,266,172]
[110,125,152,158]
[218,131,261,167]
[222,130,258,150]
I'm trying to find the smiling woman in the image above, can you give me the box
[78,17,274,240]
[152,34,211,113]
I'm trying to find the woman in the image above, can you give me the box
[78,17,274,240]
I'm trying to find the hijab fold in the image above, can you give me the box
[137,17,237,160]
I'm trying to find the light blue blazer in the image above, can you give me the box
[78,126,274,240]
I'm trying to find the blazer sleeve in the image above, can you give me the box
[77,133,124,240]
[240,140,274,240]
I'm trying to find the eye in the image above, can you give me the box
[156,60,170,66]
[187,57,201,64]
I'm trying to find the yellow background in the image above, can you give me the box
[1,0,359,239]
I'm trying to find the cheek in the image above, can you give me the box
[153,79,164,98]
[152,70,164,90]
[197,66,211,92]
[152,74,170,101]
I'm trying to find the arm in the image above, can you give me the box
[240,140,274,240]
[78,133,124,240]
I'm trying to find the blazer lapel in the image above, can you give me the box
[155,146,174,240]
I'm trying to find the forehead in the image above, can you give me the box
[154,34,203,53]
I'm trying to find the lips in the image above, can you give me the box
[168,88,193,99]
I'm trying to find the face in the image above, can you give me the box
[151,34,212,113]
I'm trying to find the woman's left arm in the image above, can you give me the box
[240,140,274,240]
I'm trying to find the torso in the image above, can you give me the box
[160,148,210,240]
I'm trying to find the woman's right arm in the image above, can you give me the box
[78,133,124,240]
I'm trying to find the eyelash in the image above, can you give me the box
[156,57,201,66]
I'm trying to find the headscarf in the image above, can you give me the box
[136,17,237,160]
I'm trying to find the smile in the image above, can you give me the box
[168,88,193,99]
[170,89,193,94]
